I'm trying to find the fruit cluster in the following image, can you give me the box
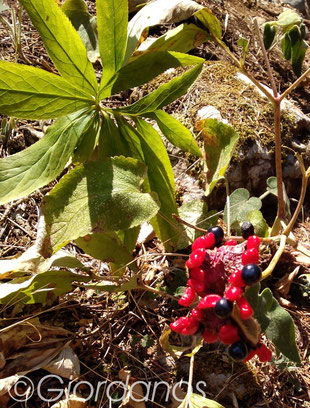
[170,222,272,363]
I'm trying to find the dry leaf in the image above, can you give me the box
[118,368,146,408]
[43,346,80,380]
[50,394,88,408]
[275,266,300,297]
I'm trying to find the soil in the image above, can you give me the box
[0,1,309,408]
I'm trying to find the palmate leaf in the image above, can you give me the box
[19,0,97,94]
[224,188,262,227]
[0,61,94,119]
[100,52,205,99]
[0,109,95,205]
[114,62,203,115]
[42,156,160,252]
[97,0,128,90]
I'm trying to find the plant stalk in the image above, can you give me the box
[273,98,285,219]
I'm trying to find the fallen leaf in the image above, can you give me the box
[275,266,300,297]
[119,368,146,408]
[51,394,88,408]
[43,346,80,380]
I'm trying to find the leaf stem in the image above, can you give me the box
[136,283,178,301]
[279,67,310,102]
[225,177,231,235]
[261,234,287,280]
[253,18,278,97]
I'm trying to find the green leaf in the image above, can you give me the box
[98,113,132,159]
[0,109,94,205]
[0,0,8,12]
[97,0,128,89]
[177,199,218,249]
[62,0,100,63]
[237,36,250,63]
[148,110,202,157]
[281,33,292,60]
[135,118,183,249]
[224,188,262,227]
[190,393,225,408]
[198,119,239,196]
[124,0,202,64]
[72,114,100,163]
[19,0,97,94]
[0,61,93,119]
[43,156,160,251]
[75,232,133,265]
[133,23,209,57]
[114,62,203,115]
[0,270,91,304]
[245,285,301,363]
[263,23,277,51]
[85,274,139,292]
[141,334,154,347]
[194,7,222,39]
[266,176,291,218]
[246,210,269,238]
[159,327,188,358]
[102,52,205,98]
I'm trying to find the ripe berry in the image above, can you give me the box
[187,248,206,269]
[242,248,259,265]
[208,226,224,245]
[214,297,233,318]
[241,221,254,239]
[243,348,257,362]
[229,270,245,288]
[228,341,248,361]
[225,239,237,246]
[190,267,205,282]
[247,235,261,250]
[203,328,218,343]
[187,278,205,294]
[241,264,262,286]
[237,296,253,320]
[170,316,199,336]
[218,324,240,344]
[226,286,243,302]
[198,294,222,309]
[192,233,216,251]
[178,286,196,307]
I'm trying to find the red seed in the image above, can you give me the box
[198,294,222,309]
[229,270,245,288]
[218,324,240,344]
[225,239,238,246]
[170,317,188,333]
[203,328,218,343]
[188,278,205,294]
[237,296,253,320]
[226,286,243,301]
[178,286,196,307]
[242,248,259,265]
[191,308,204,322]
[247,235,261,250]
[256,344,272,362]
[190,267,205,282]
[243,348,257,362]
[180,316,200,335]
[192,233,216,251]
[188,247,206,268]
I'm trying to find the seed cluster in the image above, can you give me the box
[170,223,272,363]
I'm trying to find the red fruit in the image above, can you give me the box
[243,348,257,362]
[191,308,204,322]
[218,324,240,344]
[188,248,206,269]
[256,344,272,362]
[226,286,243,301]
[192,233,216,251]
[170,317,188,333]
[188,278,205,294]
[247,235,261,250]
[181,316,200,335]
[203,328,218,343]
[242,248,259,265]
[237,297,253,320]
[178,286,196,307]
[198,294,222,309]
[190,267,205,282]
[229,270,245,288]
[225,239,237,246]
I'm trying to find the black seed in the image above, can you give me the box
[241,264,262,286]
[208,226,224,245]
[228,341,248,361]
[214,297,233,319]
[241,222,254,239]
